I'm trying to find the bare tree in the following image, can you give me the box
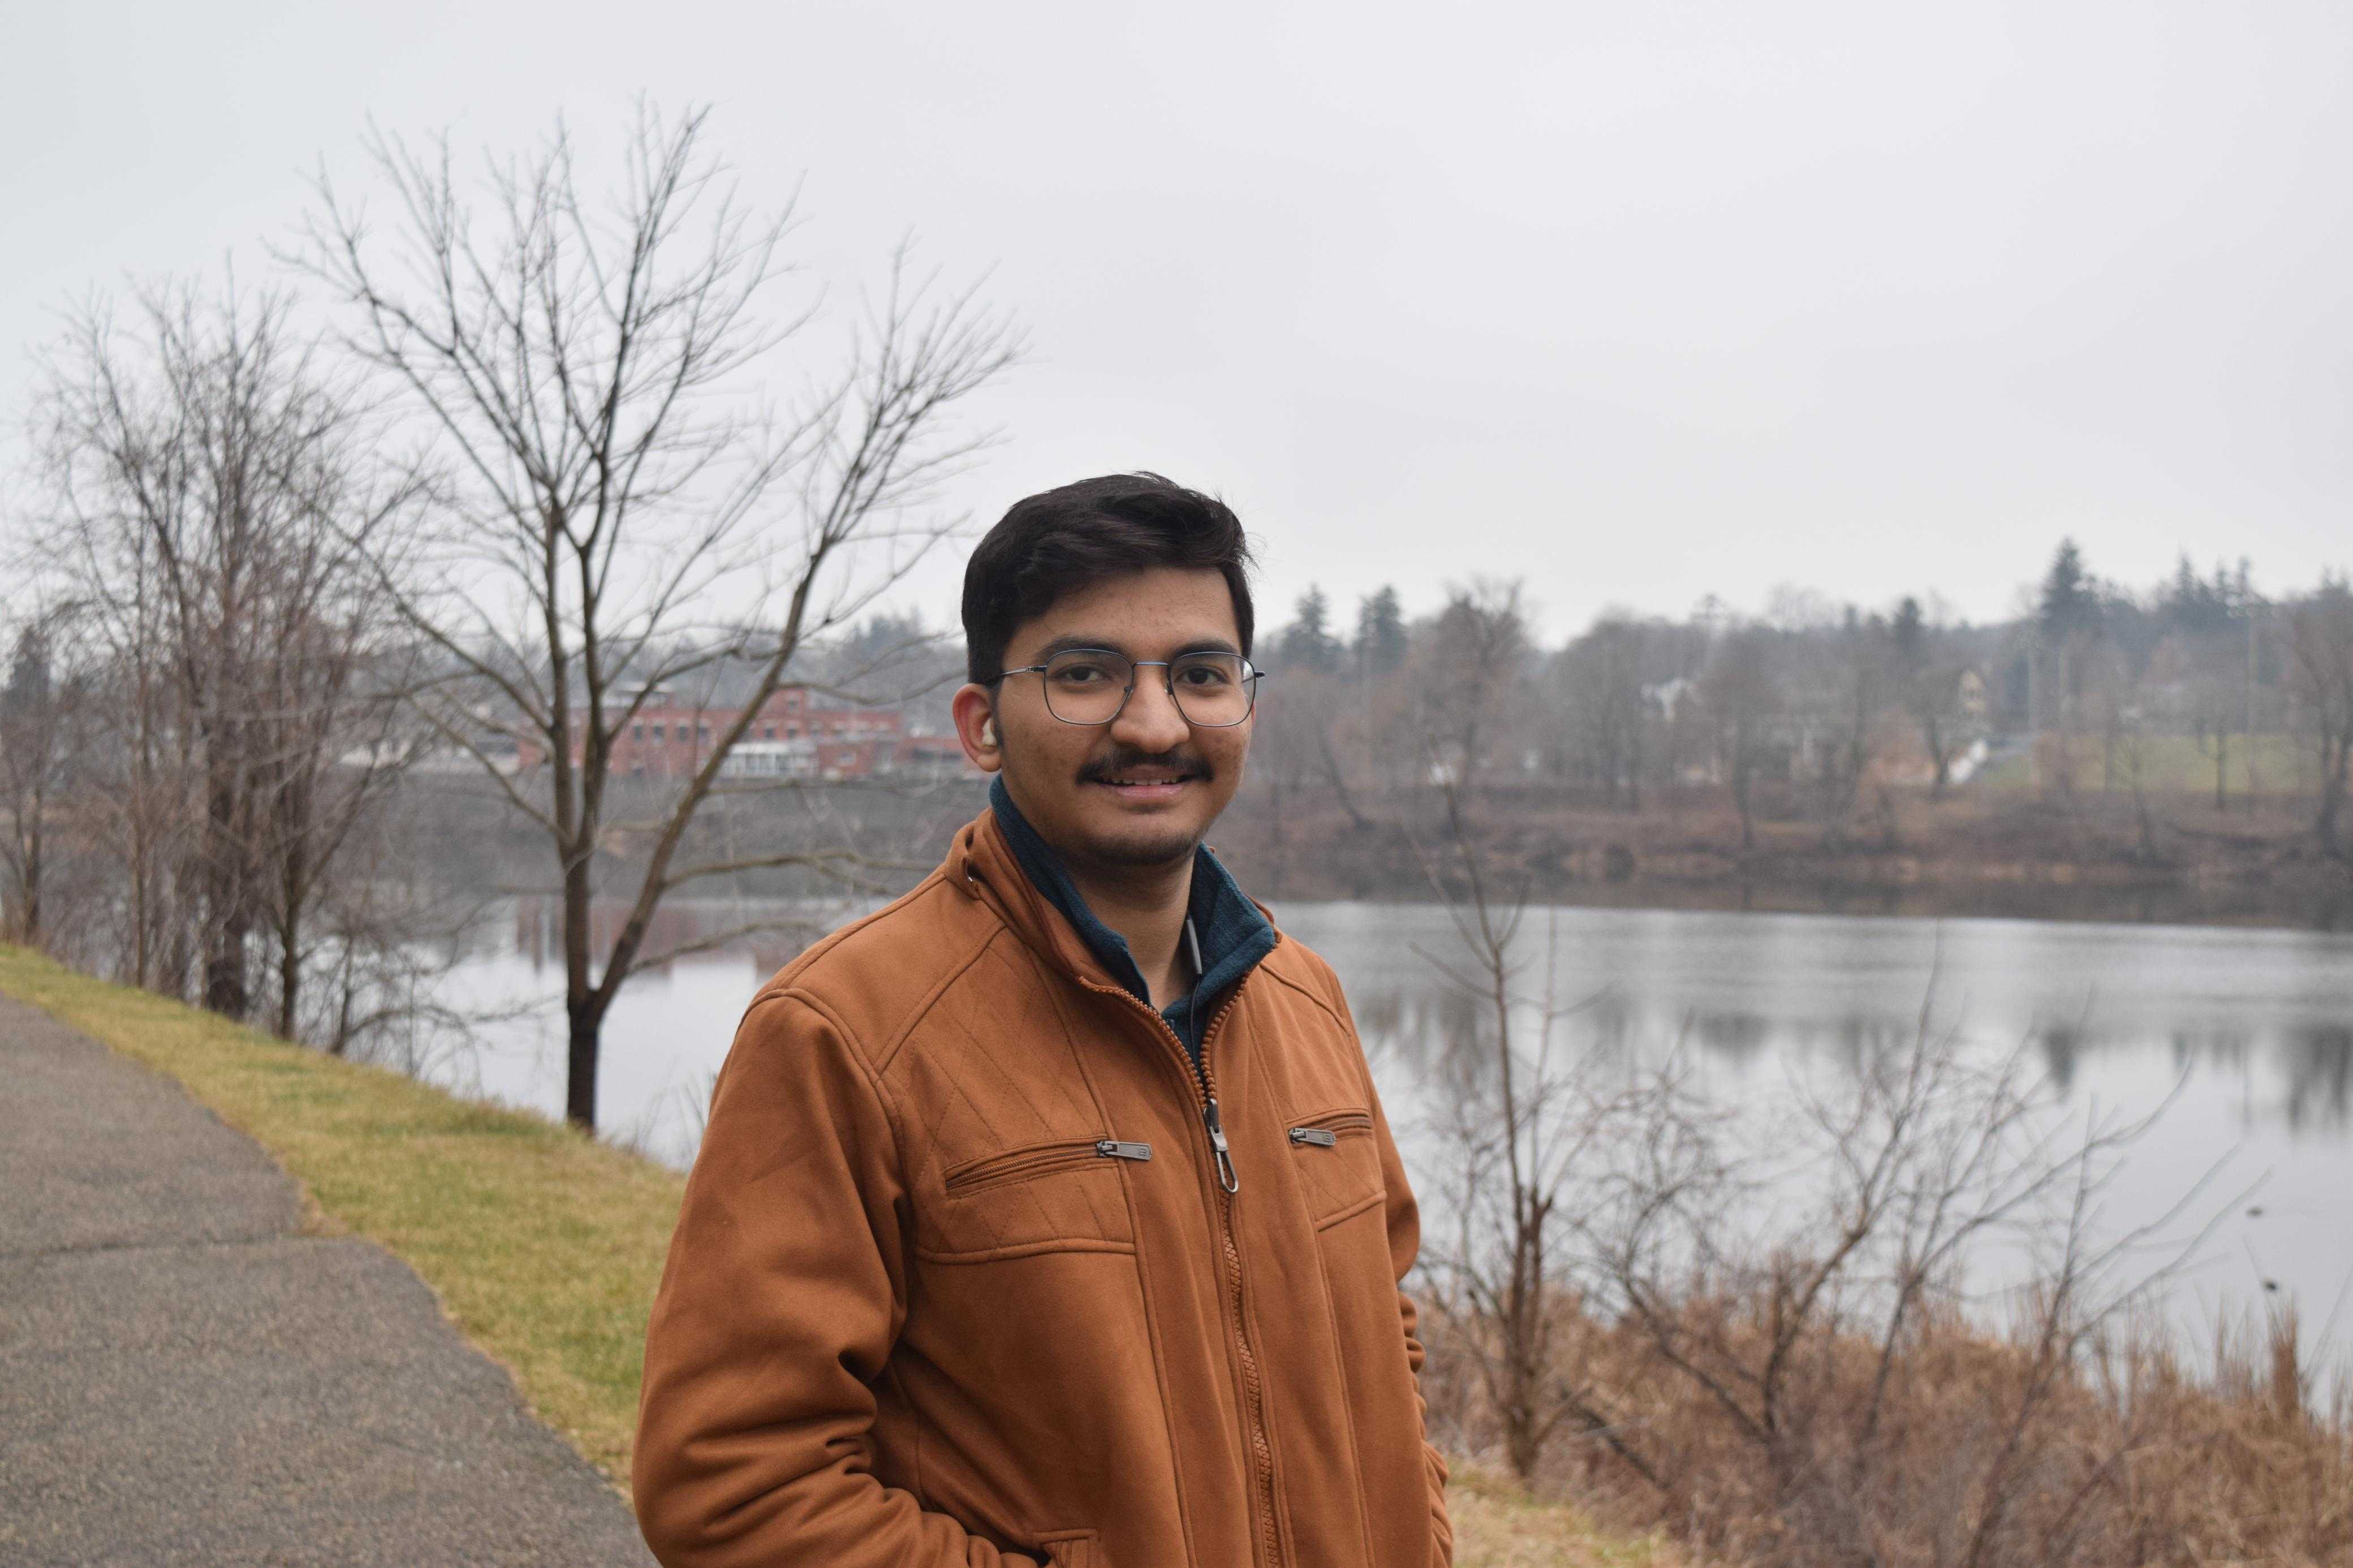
[288,103,1021,1128]
[0,606,87,946]
[1408,578,1533,802]
[1893,596,1977,800]
[1406,776,1643,1486]
[1702,624,1782,855]
[1554,615,1648,810]
[32,279,419,1024]
[1247,668,1325,893]
[2285,578,2353,858]
[1785,608,1890,832]
[249,614,431,1040]
[66,543,199,992]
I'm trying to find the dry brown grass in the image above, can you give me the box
[1427,1293,2353,1567]
[1446,1457,1683,1567]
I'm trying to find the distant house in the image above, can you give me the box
[516,685,979,782]
[1958,668,1989,721]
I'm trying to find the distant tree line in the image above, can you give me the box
[1250,544,2353,861]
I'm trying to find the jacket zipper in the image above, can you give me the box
[1286,1108,1373,1146]
[964,863,1285,1568]
[941,1136,1152,1195]
[1084,975,1285,1568]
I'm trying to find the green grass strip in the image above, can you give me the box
[0,944,680,1489]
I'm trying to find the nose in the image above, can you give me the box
[1109,665,1192,753]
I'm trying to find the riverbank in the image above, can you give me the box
[369,770,2351,942]
[0,944,1663,1565]
[1218,781,2353,929]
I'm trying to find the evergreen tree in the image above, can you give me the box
[2038,539,2097,641]
[3,627,50,716]
[2159,553,2234,638]
[1891,595,1927,666]
[1279,586,1343,673]
[1353,586,1407,679]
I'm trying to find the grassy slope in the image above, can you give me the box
[0,944,1674,1564]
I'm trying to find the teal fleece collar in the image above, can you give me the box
[986,774,1277,1064]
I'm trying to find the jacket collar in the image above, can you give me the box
[946,779,1278,1041]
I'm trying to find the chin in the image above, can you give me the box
[1079,822,1203,870]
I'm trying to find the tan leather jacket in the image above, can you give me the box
[633,804,1453,1567]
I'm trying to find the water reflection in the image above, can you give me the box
[1277,904,2353,1140]
[421,895,2353,1363]
[2282,1024,2352,1131]
[1270,901,2353,1377]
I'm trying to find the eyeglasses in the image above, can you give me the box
[988,647,1266,727]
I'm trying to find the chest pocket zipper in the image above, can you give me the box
[1285,1108,1382,1227]
[941,1137,1152,1196]
[1286,1108,1373,1146]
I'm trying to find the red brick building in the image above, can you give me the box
[518,686,976,782]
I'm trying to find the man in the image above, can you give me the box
[634,473,1452,1568]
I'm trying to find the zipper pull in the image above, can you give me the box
[1204,1095,1239,1194]
[1288,1126,1338,1147]
[1096,1139,1152,1161]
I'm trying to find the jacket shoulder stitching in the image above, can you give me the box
[747,875,1003,1077]
[1260,951,1352,1035]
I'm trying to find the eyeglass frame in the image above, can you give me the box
[982,646,1270,728]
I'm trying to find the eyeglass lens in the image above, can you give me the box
[1041,650,1256,726]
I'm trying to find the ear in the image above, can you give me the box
[950,682,1003,774]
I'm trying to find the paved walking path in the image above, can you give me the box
[0,994,659,1567]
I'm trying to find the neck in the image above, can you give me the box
[1063,851,1195,1010]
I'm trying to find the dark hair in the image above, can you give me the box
[962,472,1256,684]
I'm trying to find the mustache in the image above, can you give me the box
[1079,747,1212,782]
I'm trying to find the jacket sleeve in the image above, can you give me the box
[1321,961,1455,1567]
[1367,1072,1455,1567]
[633,990,1041,1568]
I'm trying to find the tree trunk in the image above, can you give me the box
[2319,735,2348,859]
[14,806,40,945]
[276,917,301,1040]
[1314,729,1372,832]
[204,911,250,1018]
[566,996,603,1131]
[1265,771,1286,897]
[201,780,251,1019]
[563,847,601,1130]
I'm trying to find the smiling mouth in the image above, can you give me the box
[1094,771,1200,787]
[1084,761,1206,797]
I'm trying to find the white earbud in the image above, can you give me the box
[981,717,999,746]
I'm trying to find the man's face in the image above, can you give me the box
[961,567,1252,875]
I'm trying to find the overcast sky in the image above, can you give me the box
[6,1,2349,643]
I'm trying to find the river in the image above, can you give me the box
[422,895,2353,1375]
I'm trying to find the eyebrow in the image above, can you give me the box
[1029,633,1243,662]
